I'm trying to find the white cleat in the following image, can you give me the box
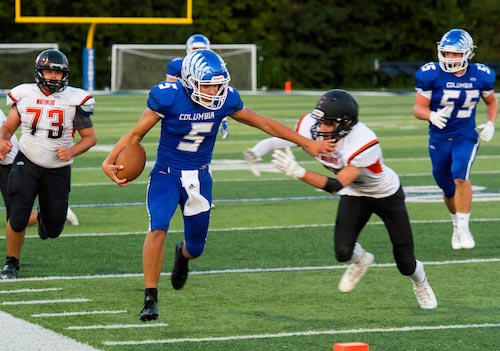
[66,207,79,226]
[338,252,374,293]
[458,228,475,249]
[451,227,461,250]
[412,278,437,309]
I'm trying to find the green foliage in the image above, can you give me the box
[0,1,498,89]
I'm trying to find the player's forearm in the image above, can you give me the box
[252,137,296,158]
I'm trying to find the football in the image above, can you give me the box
[115,143,146,181]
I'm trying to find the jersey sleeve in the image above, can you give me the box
[473,63,497,92]
[147,82,179,116]
[166,58,183,79]
[415,62,439,95]
[348,139,381,168]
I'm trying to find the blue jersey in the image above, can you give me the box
[147,81,243,169]
[415,62,496,139]
[165,58,182,79]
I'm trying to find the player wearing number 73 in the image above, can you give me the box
[413,28,498,250]
[101,49,335,322]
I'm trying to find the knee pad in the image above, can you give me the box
[9,209,30,232]
[335,244,352,262]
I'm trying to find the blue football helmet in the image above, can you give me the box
[34,49,70,93]
[181,49,230,110]
[437,28,475,73]
[186,34,211,54]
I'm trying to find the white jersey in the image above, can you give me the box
[0,109,19,166]
[316,122,400,198]
[7,84,94,168]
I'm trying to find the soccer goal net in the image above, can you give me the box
[111,44,257,92]
[0,43,59,94]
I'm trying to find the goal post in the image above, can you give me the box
[111,44,257,92]
[0,43,59,94]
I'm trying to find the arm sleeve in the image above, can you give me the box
[252,137,297,158]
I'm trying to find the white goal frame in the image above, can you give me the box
[111,44,257,92]
[0,43,59,94]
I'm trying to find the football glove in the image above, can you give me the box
[220,117,230,139]
[478,121,494,142]
[429,106,452,129]
[272,148,306,179]
[243,148,262,177]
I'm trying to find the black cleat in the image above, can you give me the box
[140,296,158,322]
[1,259,19,280]
[171,241,189,290]
[37,212,48,240]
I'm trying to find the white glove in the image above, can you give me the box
[429,106,452,129]
[478,121,495,142]
[272,148,306,179]
[220,117,230,139]
[243,148,262,177]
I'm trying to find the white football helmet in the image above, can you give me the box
[186,34,211,54]
[181,49,230,110]
[437,28,476,73]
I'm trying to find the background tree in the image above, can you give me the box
[0,0,498,90]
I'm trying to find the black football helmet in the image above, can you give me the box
[34,49,70,93]
[310,89,359,140]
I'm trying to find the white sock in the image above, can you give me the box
[351,242,365,263]
[456,212,470,232]
[410,260,426,284]
[450,213,458,229]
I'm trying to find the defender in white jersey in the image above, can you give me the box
[272,89,437,309]
[0,50,97,280]
[414,28,497,250]
[0,110,79,228]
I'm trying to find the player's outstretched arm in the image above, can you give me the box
[232,107,334,156]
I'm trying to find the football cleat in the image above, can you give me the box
[139,296,158,322]
[412,278,437,309]
[451,226,461,249]
[37,212,48,240]
[171,242,189,290]
[1,258,19,280]
[338,252,374,293]
[458,228,475,249]
[66,207,79,226]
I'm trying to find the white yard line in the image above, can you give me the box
[2,298,91,305]
[32,309,127,318]
[0,311,103,351]
[66,323,168,330]
[102,322,500,346]
[1,257,499,283]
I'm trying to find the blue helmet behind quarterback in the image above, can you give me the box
[185,34,211,54]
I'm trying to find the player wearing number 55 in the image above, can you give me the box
[413,28,498,250]
[101,49,335,322]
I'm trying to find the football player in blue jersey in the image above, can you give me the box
[102,49,335,322]
[413,28,498,250]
